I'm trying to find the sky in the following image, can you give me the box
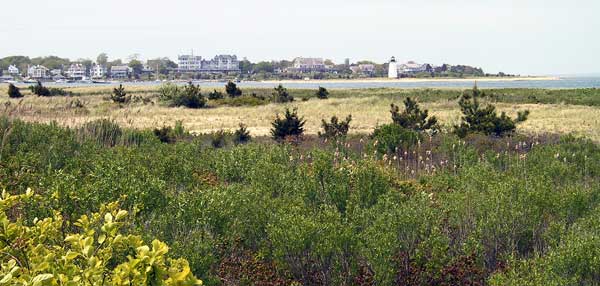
[1,0,599,75]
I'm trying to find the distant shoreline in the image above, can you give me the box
[260,76,559,84]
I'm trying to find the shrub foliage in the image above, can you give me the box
[271,108,305,141]
[319,115,352,139]
[7,83,22,98]
[454,85,529,137]
[391,97,438,132]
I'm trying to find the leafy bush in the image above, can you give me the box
[0,190,202,285]
[233,123,251,145]
[171,82,206,108]
[271,108,305,141]
[454,85,529,137]
[29,81,51,96]
[391,97,438,132]
[225,81,242,98]
[371,123,420,154]
[319,115,352,139]
[211,130,229,148]
[208,89,224,100]
[111,84,130,104]
[7,83,23,98]
[158,82,179,101]
[273,84,294,103]
[316,86,329,99]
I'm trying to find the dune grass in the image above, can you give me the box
[1,84,599,141]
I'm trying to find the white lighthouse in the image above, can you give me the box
[388,56,398,79]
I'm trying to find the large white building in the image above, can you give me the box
[7,65,19,76]
[177,54,240,72]
[288,57,327,73]
[27,65,49,79]
[66,64,87,79]
[388,57,432,78]
[91,65,107,78]
[110,65,132,79]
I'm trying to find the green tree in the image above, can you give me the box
[111,84,130,104]
[30,81,50,96]
[390,97,439,132]
[7,83,23,98]
[128,60,144,77]
[316,86,329,99]
[454,84,529,137]
[234,123,252,144]
[172,82,206,108]
[271,108,305,141]
[319,115,352,139]
[96,53,108,66]
[225,81,242,98]
[273,84,294,103]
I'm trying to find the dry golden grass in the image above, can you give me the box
[1,85,599,141]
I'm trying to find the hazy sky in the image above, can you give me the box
[2,0,598,75]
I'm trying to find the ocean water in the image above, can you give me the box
[7,77,600,89]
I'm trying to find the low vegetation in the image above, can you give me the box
[0,114,599,285]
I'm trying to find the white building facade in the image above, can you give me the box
[7,65,19,75]
[67,64,87,79]
[91,65,107,78]
[110,65,131,79]
[177,54,240,72]
[27,65,49,79]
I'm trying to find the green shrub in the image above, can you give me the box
[208,89,224,100]
[371,123,420,154]
[0,191,202,285]
[171,82,206,108]
[273,84,294,103]
[111,84,130,104]
[233,123,251,145]
[211,130,229,148]
[271,108,305,142]
[7,83,22,98]
[319,115,352,139]
[316,86,329,99]
[391,97,438,132]
[225,81,242,98]
[454,85,529,137]
[29,81,50,96]
[158,82,179,101]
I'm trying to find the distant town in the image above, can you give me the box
[0,53,514,83]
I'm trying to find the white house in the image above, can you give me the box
[289,57,327,73]
[91,65,106,78]
[7,65,19,76]
[110,65,131,79]
[178,55,203,71]
[67,64,87,79]
[398,61,431,74]
[27,65,49,79]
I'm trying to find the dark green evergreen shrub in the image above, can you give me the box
[454,85,529,138]
[211,130,228,148]
[371,123,420,154]
[391,97,438,132]
[319,115,352,139]
[153,126,175,143]
[233,123,251,145]
[171,82,206,108]
[225,81,242,98]
[7,84,22,98]
[111,84,130,104]
[271,108,305,142]
[30,81,50,96]
[208,89,224,100]
[316,86,329,99]
[273,84,294,103]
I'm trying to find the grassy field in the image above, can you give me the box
[1,84,600,140]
